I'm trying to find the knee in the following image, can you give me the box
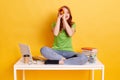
[40,46,49,55]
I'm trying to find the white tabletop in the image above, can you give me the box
[14,58,104,70]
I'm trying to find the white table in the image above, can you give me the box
[14,58,104,80]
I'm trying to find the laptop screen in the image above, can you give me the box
[19,43,33,62]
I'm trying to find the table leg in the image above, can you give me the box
[23,70,25,80]
[102,68,104,80]
[14,68,17,80]
[92,69,94,80]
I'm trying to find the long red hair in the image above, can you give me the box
[58,6,74,31]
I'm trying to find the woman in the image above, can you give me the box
[40,6,88,65]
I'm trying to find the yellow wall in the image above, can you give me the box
[0,0,120,80]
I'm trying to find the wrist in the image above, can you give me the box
[57,17,61,21]
[63,18,66,23]
[62,17,66,21]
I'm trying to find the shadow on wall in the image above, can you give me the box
[38,12,56,47]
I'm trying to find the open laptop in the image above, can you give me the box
[19,43,46,63]
[19,43,33,62]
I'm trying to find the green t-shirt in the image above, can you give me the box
[52,22,76,51]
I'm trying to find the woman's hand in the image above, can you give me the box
[58,13,63,19]
[62,14,66,20]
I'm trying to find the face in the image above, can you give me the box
[62,8,70,20]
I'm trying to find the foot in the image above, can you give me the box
[59,60,64,64]
[59,57,66,65]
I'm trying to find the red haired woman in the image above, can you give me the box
[40,6,88,65]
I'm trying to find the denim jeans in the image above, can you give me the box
[40,46,88,65]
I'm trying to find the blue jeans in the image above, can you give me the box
[40,46,88,65]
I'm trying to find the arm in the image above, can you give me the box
[53,15,63,36]
[62,16,75,37]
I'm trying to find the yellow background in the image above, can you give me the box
[0,0,120,80]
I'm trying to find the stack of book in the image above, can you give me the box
[81,47,98,63]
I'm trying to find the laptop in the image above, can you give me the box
[19,43,33,62]
[19,43,46,63]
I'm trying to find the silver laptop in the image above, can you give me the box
[19,43,33,62]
